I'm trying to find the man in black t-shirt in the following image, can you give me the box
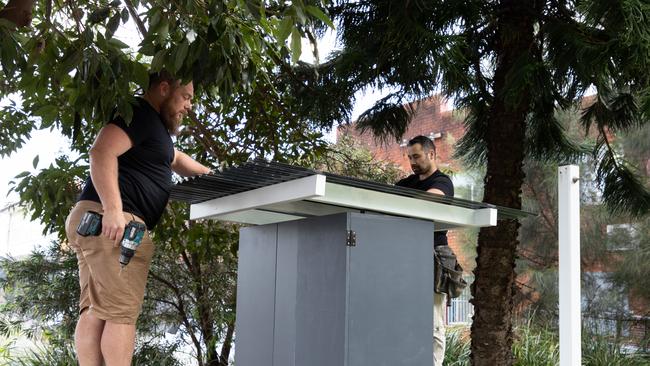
[65,70,210,365]
[395,135,454,366]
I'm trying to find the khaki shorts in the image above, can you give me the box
[65,200,155,324]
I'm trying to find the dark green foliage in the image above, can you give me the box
[444,324,649,365]
[310,134,403,183]
[444,326,471,366]
[512,322,559,366]
[297,0,650,216]
[5,340,182,366]
[0,101,34,157]
[583,335,649,366]
[0,243,79,341]
[596,147,650,217]
[8,156,88,242]
[0,0,333,163]
[355,94,416,144]
[611,217,650,304]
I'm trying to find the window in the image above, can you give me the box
[606,224,640,251]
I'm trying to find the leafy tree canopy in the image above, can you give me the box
[0,0,335,166]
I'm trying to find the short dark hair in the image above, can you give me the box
[407,135,436,154]
[148,69,178,89]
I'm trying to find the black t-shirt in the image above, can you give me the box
[396,170,454,246]
[78,98,174,229]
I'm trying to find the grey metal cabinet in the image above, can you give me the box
[235,212,434,366]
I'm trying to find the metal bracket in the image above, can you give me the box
[346,230,357,247]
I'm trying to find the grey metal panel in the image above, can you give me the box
[273,221,299,366]
[235,225,279,366]
[293,214,348,366]
[347,213,434,366]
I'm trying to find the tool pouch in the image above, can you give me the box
[434,245,468,299]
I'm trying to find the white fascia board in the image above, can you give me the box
[190,174,327,220]
[474,208,497,227]
[261,200,354,217]
[205,210,305,225]
[309,183,497,228]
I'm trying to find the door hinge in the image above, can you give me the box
[346,230,356,247]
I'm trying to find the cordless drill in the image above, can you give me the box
[76,210,147,268]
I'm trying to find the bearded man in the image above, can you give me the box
[64,70,210,365]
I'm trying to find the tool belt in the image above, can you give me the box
[434,245,468,299]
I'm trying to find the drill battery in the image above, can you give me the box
[76,210,147,267]
[76,210,103,237]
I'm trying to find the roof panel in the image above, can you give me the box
[171,161,534,224]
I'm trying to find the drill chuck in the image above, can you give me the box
[119,222,147,267]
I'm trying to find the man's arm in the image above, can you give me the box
[427,188,445,195]
[171,149,211,177]
[89,124,133,245]
[427,177,453,196]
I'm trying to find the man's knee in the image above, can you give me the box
[75,310,105,350]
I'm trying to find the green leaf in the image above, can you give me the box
[294,5,307,25]
[277,16,293,44]
[148,8,161,30]
[14,171,30,179]
[305,6,335,29]
[290,28,301,64]
[157,19,169,42]
[139,42,155,55]
[34,105,59,127]
[121,7,129,23]
[151,49,166,71]
[32,155,39,169]
[105,12,121,39]
[174,41,189,72]
[59,49,83,74]
[83,29,94,44]
[244,0,261,21]
[0,18,16,28]
[108,38,129,49]
[133,62,149,89]
[88,6,110,24]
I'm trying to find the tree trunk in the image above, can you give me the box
[470,1,535,365]
[0,0,35,28]
[218,319,235,366]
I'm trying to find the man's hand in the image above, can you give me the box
[102,209,127,247]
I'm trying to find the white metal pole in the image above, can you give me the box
[558,165,581,366]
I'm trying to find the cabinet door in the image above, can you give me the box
[346,213,434,366]
[236,225,279,366]
[292,213,348,366]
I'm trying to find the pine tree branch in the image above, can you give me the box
[524,179,558,241]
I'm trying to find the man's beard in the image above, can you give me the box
[160,98,182,135]
[411,162,430,175]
